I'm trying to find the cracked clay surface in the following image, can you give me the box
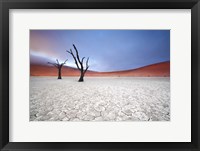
[30,77,170,121]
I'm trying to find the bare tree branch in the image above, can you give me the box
[81,57,85,64]
[84,57,89,74]
[66,49,81,70]
[56,59,59,65]
[73,44,82,65]
[67,44,90,82]
[47,62,58,68]
[47,59,68,79]
[86,57,89,66]
[61,59,68,66]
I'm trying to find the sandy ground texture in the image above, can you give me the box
[30,77,170,121]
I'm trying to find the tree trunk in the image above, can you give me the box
[58,67,62,79]
[78,71,84,82]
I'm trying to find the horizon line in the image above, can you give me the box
[31,60,170,73]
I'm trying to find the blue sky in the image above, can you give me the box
[30,30,170,72]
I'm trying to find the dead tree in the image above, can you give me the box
[47,59,68,79]
[67,44,89,82]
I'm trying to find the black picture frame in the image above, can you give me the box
[0,0,199,151]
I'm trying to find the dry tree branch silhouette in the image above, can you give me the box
[67,44,89,82]
[47,59,68,79]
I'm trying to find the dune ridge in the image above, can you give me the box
[30,61,170,77]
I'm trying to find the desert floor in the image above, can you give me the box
[30,77,170,121]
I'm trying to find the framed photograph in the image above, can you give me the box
[0,0,199,151]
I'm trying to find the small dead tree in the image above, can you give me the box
[67,44,89,82]
[47,59,68,79]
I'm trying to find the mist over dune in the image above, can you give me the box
[30,61,170,77]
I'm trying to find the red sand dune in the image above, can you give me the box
[30,61,170,77]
